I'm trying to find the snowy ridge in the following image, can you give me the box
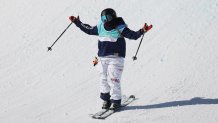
[0,0,218,123]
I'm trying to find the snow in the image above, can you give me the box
[0,0,218,122]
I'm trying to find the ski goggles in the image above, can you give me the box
[101,15,113,22]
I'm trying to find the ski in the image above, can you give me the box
[91,109,108,118]
[91,95,129,118]
[91,95,135,119]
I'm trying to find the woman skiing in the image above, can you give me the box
[69,8,152,111]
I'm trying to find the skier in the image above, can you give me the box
[69,8,151,111]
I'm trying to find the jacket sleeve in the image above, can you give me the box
[74,20,98,35]
[121,27,143,40]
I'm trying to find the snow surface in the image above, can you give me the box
[0,0,218,122]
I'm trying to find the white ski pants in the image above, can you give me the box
[97,57,124,100]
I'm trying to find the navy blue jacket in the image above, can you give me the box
[74,17,143,58]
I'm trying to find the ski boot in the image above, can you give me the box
[102,101,111,109]
[109,103,121,111]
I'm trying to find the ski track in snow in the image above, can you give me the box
[0,0,218,123]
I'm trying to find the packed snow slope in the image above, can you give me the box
[0,0,218,123]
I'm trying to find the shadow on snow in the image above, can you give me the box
[125,97,218,110]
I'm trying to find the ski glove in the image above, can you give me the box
[69,16,79,22]
[140,23,153,33]
[93,57,98,66]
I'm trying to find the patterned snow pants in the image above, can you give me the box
[97,57,124,101]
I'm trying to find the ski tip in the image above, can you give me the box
[130,95,135,99]
[92,116,105,120]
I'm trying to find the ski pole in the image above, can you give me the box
[132,24,153,61]
[47,22,73,51]
[132,33,145,61]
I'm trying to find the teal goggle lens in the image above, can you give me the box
[101,15,112,22]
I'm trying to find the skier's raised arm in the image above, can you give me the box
[121,23,152,40]
[69,16,98,35]
[121,27,143,40]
